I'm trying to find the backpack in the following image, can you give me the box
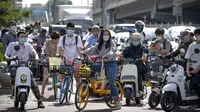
[163,39,173,52]
[63,35,78,49]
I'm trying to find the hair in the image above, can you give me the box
[194,28,200,35]
[9,21,16,26]
[66,22,75,28]
[98,29,111,50]
[32,24,39,28]
[99,26,104,29]
[17,31,26,37]
[155,26,165,35]
[88,28,92,32]
[131,32,141,40]
[51,31,60,40]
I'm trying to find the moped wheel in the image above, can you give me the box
[105,79,123,108]
[160,92,177,112]
[65,77,73,103]
[52,74,58,100]
[125,89,131,106]
[59,79,67,104]
[148,91,161,108]
[75,81,89,111]
[14,101,19,108]
[20,93,26,111]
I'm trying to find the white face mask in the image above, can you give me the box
[103,36,110,41]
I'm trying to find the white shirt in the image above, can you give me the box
[57,34,83,62]
[5,42,35,62]
[27,33,38,42]
[185,42,200,69]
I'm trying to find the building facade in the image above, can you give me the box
[93,0,200,28]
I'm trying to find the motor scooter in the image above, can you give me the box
[161,48,200,112]
[8,45,33,111]
[120,58,147,106]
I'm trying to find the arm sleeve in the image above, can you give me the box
[185,44,193,59]
[122,47,129,58]
[77,36,83,48]
[57,36,64,48]
[2,33,8,52]
[5,43,13,56]
[84,45,98,55]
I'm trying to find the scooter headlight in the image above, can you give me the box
[170,65,177,73]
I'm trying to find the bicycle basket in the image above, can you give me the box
[76,64,91,78]
[49,57,61,72]
[59,65,74,75]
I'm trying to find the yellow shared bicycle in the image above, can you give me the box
[74,56,123,111]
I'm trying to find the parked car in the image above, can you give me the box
[109,24,135,33]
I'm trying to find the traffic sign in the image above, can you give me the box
[173,6,182,16]
[173,0,182,7]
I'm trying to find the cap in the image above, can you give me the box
[129,28,137,33]
[178,30,190,38]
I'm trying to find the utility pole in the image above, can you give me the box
[53,0,57,24]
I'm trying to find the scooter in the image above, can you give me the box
[147,55,170,108]
[120,58,147,106]
[161,48,200,112]
[8,46,33,111]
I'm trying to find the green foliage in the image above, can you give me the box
[0,43,5,62]
[0,0,22,26]
[21,10,33,18]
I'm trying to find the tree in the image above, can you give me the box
[0,0,22,27]
[21,10,33,18]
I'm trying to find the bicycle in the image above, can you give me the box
[74,55,123,111]
[59,58,82,104]
[48,57,61,100]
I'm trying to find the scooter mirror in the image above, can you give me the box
[194,48,200,54]
[14,45,20,51]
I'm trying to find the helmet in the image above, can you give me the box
[129,28,137,33]
[135,20,145,32]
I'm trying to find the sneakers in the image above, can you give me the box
[37,101,45,108]
[114,100,121,110]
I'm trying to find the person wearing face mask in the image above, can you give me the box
[83,29,121,109]
[41,31,60,97]
[122,32,149,95]
[4,31,45,108]
[34,29,50,58]
[165,30,194,60]
[185,28,200,106]
[135,20,148,44]
[154,26,172,55]
[84,25,100,49]
[2,21,18,52]
[57,23,83,95]
[27,24,39,43]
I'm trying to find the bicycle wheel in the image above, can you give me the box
[65,76,73,103]
[105,79,123,108]
[59,78,67,104]
[75,81,89,111]
[52,73,58,100]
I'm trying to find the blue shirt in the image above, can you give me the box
[85,34,98,48]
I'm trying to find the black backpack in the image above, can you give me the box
[63,35,78,49]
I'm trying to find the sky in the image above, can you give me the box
[22,0,92,7]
